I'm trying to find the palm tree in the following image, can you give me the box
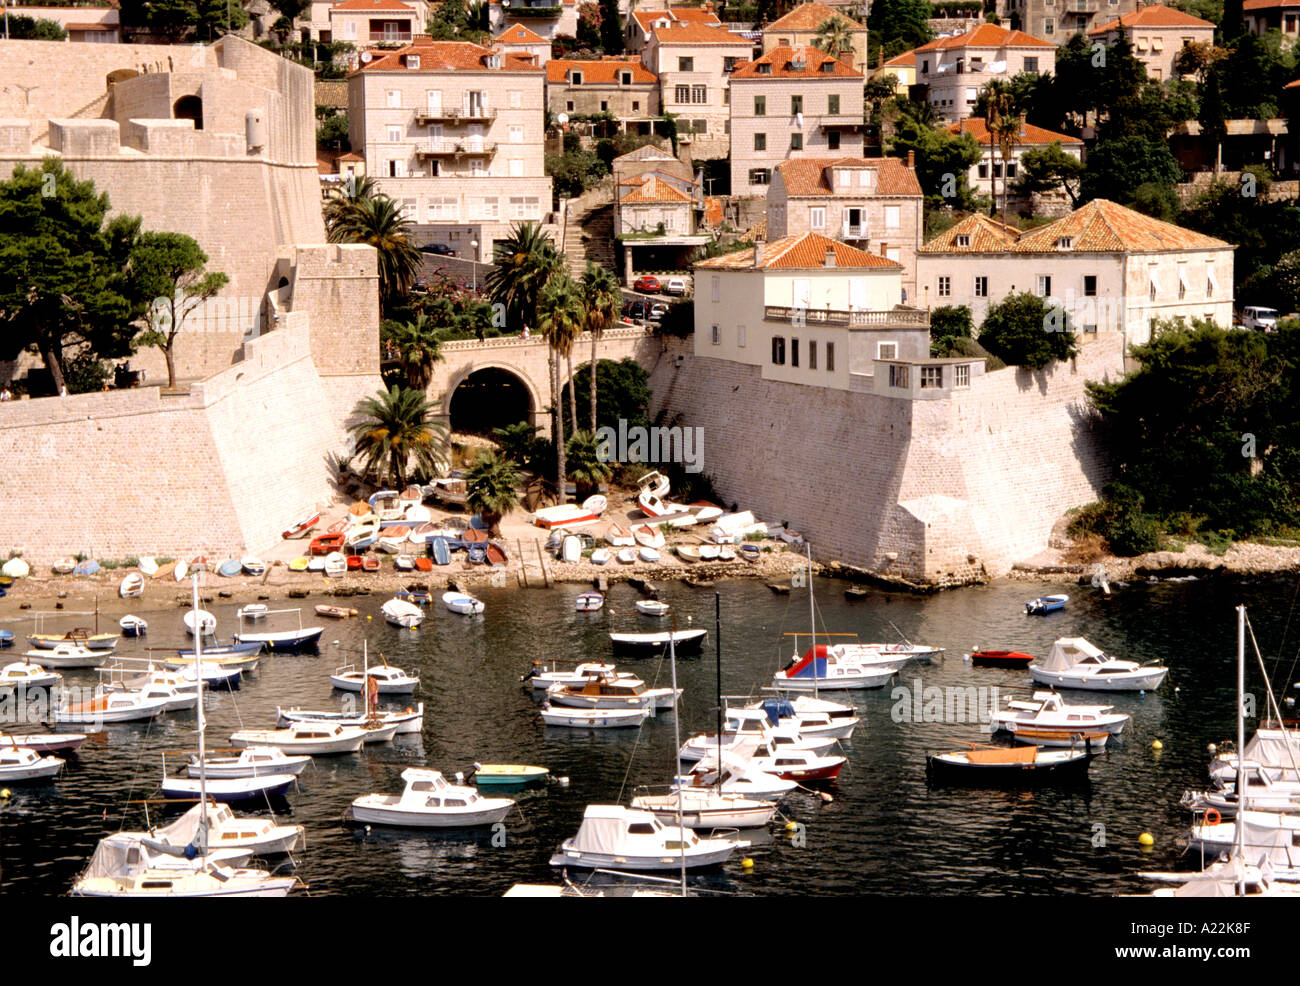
[348,385,449,489]
[492,420,542,468]
[982,79,1021,226]
[565,430,614,501]
[535,272,585,501]
[323,174,379,230]
[327,194,423,311]
[812,16,854,61]
[485,221,562,333]
[464,450,522,537]
[580,262,621,434]
[382,314,445,389]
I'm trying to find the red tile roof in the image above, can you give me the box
[1244,0,1300,10]
[731,44,860,80]
[920,200,1232,254]
[697,231,902,270]
[915,23,1055,51]
[1090,3,1214,31]
[947,118,1084,146]
[495,24,549,43]
[547,57,657,84]
[650,22,751,44]
[775,156,923,197]
[631,6,723,32]
[356,40,542,72]
[881,49,917,68]
[332,0,415,11]
[620,173,696,203]
[766,1,864,31]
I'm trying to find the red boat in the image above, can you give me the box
[414,557,433,572]
[282,511,320,540]
[463,527,487,544]
[310,533,345,556]
[752,748,845,782]
[485,543,507,566]
[361,556,380,573]
[970,650,1036,669]
[346,555,363,571]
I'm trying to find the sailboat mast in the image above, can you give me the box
[1236,604,1245,894]
[807,542,818,699]
[668,626,687,897]
[192,574,208,856]
[715,592,722,775]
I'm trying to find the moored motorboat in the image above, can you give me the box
[926,743,1097,783]
[443,591,484,616]
[277,703,424,734]
[381,598,424,628]
[636,599,669,617]
[229,721,367,755]
[186,747,312,778]
[540,703,649,728]
[330,661,419,694]
[1026,593,1069,615]
[772,643,903,691]
[0,661,63,692]
[472,763,549,787]
[631,788,778,830]
[52,687,169,724]
[549,805,738,870]
[575,591,605,612]
[24,643,106,669]
[119,615,148,637]
[351,768,515,827]
[0,731,86,752]
[138,800,304,856]
[610,629,707,654]
[1029,637,1168,692]
[0,746,65,781]
[990,690,1131,736]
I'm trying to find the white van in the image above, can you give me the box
[1241,306,1280,330]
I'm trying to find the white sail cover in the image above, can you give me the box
[570,805,635,855]
[1041,637,1106,672]
[1242,728,1300,770]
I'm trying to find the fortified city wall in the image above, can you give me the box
[649,333,1125,585]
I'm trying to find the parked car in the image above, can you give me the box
[663,277,688,296]
[633,275,662,294]
[420,243,457,256]
[1240,305,1280,331]
[625,300,647,321]
[648,303,668,322]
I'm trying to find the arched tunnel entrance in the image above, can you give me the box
[448,367,534,437]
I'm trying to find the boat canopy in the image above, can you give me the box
[785,645,831,678]
[1243,728,1300,769]
[761,699,797,724]
[571,805,649,854]
[1041,638,1106,672]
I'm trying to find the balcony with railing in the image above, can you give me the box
[416,139,498,159]
[499,0,561,15]
[415,107,497,125]
[764,306,930,329]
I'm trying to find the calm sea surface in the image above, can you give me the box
[3,573,1298,897]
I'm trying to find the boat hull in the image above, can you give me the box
[1029,667,1168,692]
[350,800,512,827]
[926,751,1095,785]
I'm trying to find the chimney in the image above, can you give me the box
[753,238,765,267]
[907,150,915,169]
[824,245,837,268]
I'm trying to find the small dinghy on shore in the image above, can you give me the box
[119,573,144,598]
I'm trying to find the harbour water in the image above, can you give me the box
[2,573,1295,897]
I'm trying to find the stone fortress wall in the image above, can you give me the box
[649,332,1126,585]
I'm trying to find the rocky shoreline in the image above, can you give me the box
[1010,540,1300,584]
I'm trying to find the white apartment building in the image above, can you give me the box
[1088,4,1215,82]
[914,24,1055,123]
[348,40,552,260]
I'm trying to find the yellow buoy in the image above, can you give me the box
[784,821,796,832]
[1152,739,1163,751]
[741,857,754,869]
[367,615,373,620]
[1139,832,1154,847]
[0,788,9,799]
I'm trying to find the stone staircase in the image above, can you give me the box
[561,182,617,279]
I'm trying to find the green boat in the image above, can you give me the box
[472,763,549,787]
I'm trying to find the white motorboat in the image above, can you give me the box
[443,591,484,615]
[523,661,631,691]
[330,662,419,694]
[636,600,670,617]
[547,677,680,711]
[678,708,836,762]
[549,804,739,870]
[118,572,144,598]
[1029,637,1168,692]
[53,687,169,724]
[0,731,86,752]
[575,592,605,612]
[113,680,197,713]
[540,703,649,729]
[232,610,324,650]
[351,768,515,827]
[23,643,106,669]
[187,747,312,778]
[0,745,65,781]
[184,610,216,636]
[160,773,298,801]
[229,721,368,755]
[772,643,902,692]
[119,615,148,637]
[743,696,859,740]
[139,800,304,856]
[1184,808,1300,855]
[70,835,299,897]
[236,603,268,621]
[278,702,423,734]
[0,661,62,691]
[381,598,425,628]
[990,690,1131,737]
[630,788,778,830]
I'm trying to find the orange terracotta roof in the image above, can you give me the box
[702,196,723,227]
[620,173,696,203]
[918,213,1020,253]
[766,1,864,32]
[356,40,542,72]
[1090,4,1214,31]
[696,231,902,270]
[775,156,923,197]
[948,118,1084,146]
[650,22,750,44]
[881,49,917,68]
[547,57,657,84]
[332,0,415,11]
[731,44,861,79]
[920,200,1232,254]
[631,7,723,32]
[1287,78,1300,88]
[915,23,1055,51]
[495,24,549,43]
[1244,0,1300,10]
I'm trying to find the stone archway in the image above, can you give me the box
[173,94,203,130]
[446,364,541,438]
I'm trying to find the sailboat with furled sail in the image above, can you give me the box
[69,575,301,897]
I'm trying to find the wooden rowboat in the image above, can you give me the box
[310,533,345,556]
[282,511,320,539]
[315,605,358,619]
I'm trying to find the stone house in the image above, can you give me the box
[330,0,425,46]
[547,56,660,124]
[765,156,924,299]
[625,4,724,54]
[762,2,869,74]
[348,39,552,260]
[915,199,1235,346]
[914,24,1055,124]
[487,0,580,40]
[872,49,918,95]
[1088,4,1215,82]
[1244,0,1300,38]
[493,23,553,67]
[728,45,864,197]
[1002,0,1139,42]
[946,117,1083,213]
